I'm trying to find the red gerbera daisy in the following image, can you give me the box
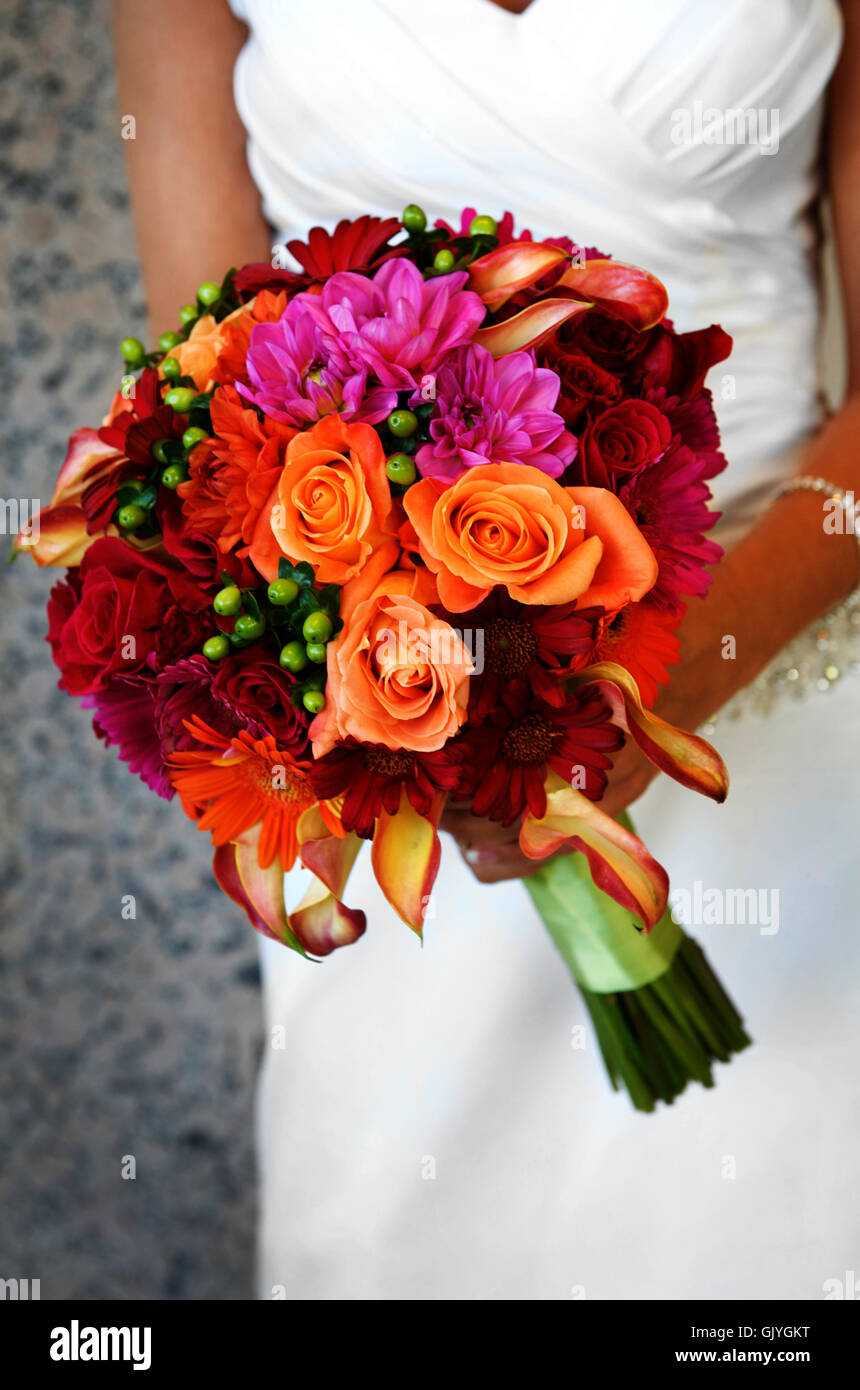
[455,684,622,825]
[453,591,598,722]
[590,600,683,708]
[233,215,407,298]
[310,739,461,838]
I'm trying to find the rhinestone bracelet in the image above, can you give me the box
[702,475,860,730]
[774,474,860,586]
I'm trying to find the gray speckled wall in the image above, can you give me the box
[0,0,261,1300]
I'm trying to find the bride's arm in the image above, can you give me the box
[449,8,860,881]
[114,0,271,334]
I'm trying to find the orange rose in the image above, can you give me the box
[160,314,224,391]
[404,462,657,612]
[248,414,399,585]
[310,552,471,756]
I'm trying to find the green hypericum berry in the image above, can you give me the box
[305,642,327,664]
[279,641,308,673]
[164,387,195,412]
[402,203,427,233]
[386,452,417,486]
[387,408,419,438]
[302,690,326,714]
[267,577,300,606]
[120,336,145,365]
[116,503,146,530]
[179,304,198,327]
[234,613,265,641]
[182,426,208,450]
[158,330,181,353]
[203,634,230,662]
[152,438,171,464]
[433,248,455,273]
[469,214,498,237]
[196,281,221,306]
[121,478,146,494]
[161,356,182,381]
[160,464,186,490]
[213,585,242,616]
[302,611,333,644]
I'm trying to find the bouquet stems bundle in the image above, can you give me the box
[524,815,750,1111]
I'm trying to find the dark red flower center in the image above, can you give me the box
[363,747,416,779]
[501,712,558,766]
[485,617,538,678]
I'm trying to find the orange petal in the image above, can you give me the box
[508,534,604,605]
[519,773,668,930]
[467,241,571,308]
[567,661,729,802]
[556,259,668,330]
[565,486,658,610]
[298,811,362,901]
[12,506,99,567]
[475,298,592,356]
[371,788,445,935]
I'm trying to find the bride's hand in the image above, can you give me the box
[443,736,656,884]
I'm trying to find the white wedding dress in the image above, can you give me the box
[228,0,860,1299]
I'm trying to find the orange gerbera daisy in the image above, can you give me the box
[178,385,295,551]
[168,715,336,870]
[592,600,683,708]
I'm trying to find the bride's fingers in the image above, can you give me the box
[440,808,520,847]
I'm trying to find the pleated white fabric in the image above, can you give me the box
[225,0,859,1298]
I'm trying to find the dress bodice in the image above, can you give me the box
[229,0,843,533]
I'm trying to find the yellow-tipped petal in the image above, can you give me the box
[12,506,98,567]
[475,298,592,356]
[371,789,444,935]
[467,241,571,307]
[519,773,669,930]
[567,661,729,802]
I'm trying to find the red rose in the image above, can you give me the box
[540,341,622,428]
[46,538,206,695]
[577,400,672,489]
[639,323,733,400]
[562,309,650,373]
[212,650,309,754]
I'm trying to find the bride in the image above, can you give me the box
[116,0,860,1298]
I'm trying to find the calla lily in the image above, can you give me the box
[12,505,96,567]
[520,772,669,929]
[297,803,359,899]
[475,298,593,356]
[371,787,445,934]
[556,260,669,330]
[467,241,571,308]
[215,823,366,957]
[13,428,123,567]
[567,660,729,801]
[213,835,310,955]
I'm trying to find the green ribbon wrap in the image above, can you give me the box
[522,815,682,993]
[521,813,751,1110]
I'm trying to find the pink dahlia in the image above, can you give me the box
[238,298,394,426]
[294,258,486,392]
[414,344,576,481]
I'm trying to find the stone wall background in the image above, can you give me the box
[0,0,261,1300]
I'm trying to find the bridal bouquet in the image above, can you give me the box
[18,204,749,1110]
